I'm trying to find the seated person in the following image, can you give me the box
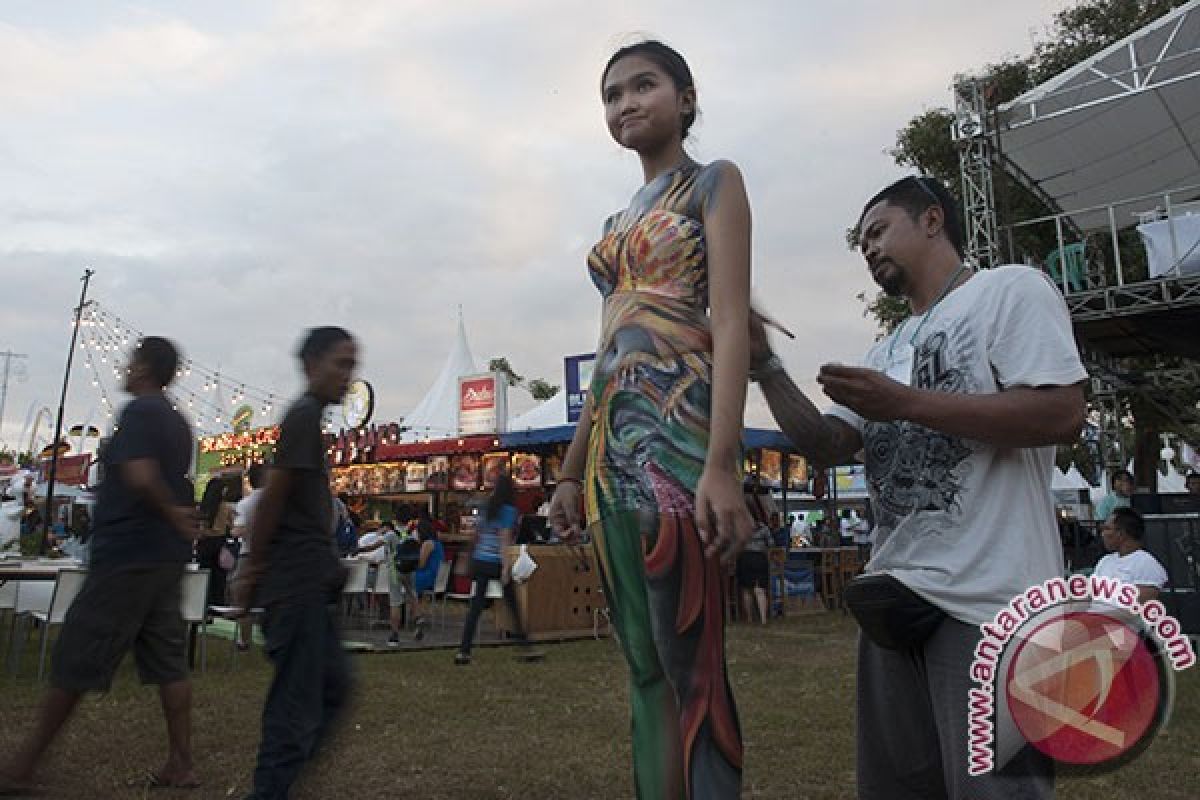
[1093,507,1168,605]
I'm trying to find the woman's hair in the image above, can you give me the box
[602,39,698,138]
[297,326,354,368]
[484,473,516,522]
[199,478,225,528]
[417,516,436,542]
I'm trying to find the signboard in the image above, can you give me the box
[450,454,480,491]
[405,462,427,492]
[564,353,597,424]
[787,455,808,491]
[426,456,449,490]
[759,449,783,489]
[512,453,542,488]
[38,454,92,487]
[232,404,255,433]
[342,380,375,429]
[481,452,509,490]
[457,373,507,435]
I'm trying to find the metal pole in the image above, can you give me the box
[41,269,94,554]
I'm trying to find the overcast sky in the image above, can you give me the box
[0,0,1067,450]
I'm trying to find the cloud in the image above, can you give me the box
[0,0,1065,450]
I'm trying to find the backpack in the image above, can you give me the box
[393,537,422,574]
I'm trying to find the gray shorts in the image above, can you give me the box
[388,569,415,608]
[51,562,188,692]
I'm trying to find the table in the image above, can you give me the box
[1137,214,1200,278]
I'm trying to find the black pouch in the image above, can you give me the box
[843,573,946,650]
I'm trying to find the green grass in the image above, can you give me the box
[0,613,1196,798]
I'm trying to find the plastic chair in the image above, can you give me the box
[208,602,265,670]
[340,559,370,621]
[440,570,474,627]
[179,569,210,672]
[30,568,88,680]
[423,562,452,628]
[368,564,391,629]
[1046,242,1086,293]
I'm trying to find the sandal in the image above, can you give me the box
[146,771,201,790]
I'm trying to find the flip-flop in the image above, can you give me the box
[146,772,202,790]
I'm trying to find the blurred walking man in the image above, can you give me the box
[2,337,201,793]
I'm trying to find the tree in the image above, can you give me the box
[487,357,560,400]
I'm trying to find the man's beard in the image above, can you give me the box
[878,271,905,297]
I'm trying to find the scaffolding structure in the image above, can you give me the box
[956,0,1200,475]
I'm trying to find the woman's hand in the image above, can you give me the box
[547,480,584,542]
[695,466,753,564]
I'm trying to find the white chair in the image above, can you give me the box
[441,571,474,628]
[423,562,452,628]
[30,568,88,681]
[368,564,390,629]
[484,579,505,639]
[340,559,370,622]
[179,569,210,672]
[207,602,265,670]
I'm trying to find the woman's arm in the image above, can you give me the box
[547,393,595,539]
[696,161,754,560]
[418,539,434,569]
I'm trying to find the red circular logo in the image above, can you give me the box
[1006,611,1165,766]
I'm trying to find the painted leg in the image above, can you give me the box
[592,511,684,800]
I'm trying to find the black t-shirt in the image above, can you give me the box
[89,393,195,566]
[256,393,342,605]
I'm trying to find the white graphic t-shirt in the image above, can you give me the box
[829,265,1088,626]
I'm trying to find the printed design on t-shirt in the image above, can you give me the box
[864,322,977,527]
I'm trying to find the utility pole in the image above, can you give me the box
[0,349,28,449]
[41,269,94,553]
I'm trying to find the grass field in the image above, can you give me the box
[1,612,1196,799]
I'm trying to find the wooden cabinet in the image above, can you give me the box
[496,545,607,641]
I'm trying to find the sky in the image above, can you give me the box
[0,0,1068,451]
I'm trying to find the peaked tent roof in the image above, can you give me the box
[996,0,1200,230]
[400,315,477,442]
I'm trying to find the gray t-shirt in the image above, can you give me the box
[828,266,1087,626]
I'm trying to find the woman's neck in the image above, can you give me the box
[639,142,691,184]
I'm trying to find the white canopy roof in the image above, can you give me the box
[997,0,1200,230]
[507,392,568,431]
[399,315,477,441]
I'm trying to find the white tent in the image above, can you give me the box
[1064,463,1093,489]
[1160,463,1187,493]
[507,392,568,431]
[996,0,1200,230]
[1051,466,1073,490]
[399,315,478,442]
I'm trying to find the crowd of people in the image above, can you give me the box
[1,36,1197,800]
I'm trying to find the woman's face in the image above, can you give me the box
[602,54,691,153]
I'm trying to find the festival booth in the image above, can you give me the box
[193,418,280,501]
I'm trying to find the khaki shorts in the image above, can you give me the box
[51,562,188,692]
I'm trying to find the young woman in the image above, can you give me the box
[455,473,540,664]
[547,39,754,800]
